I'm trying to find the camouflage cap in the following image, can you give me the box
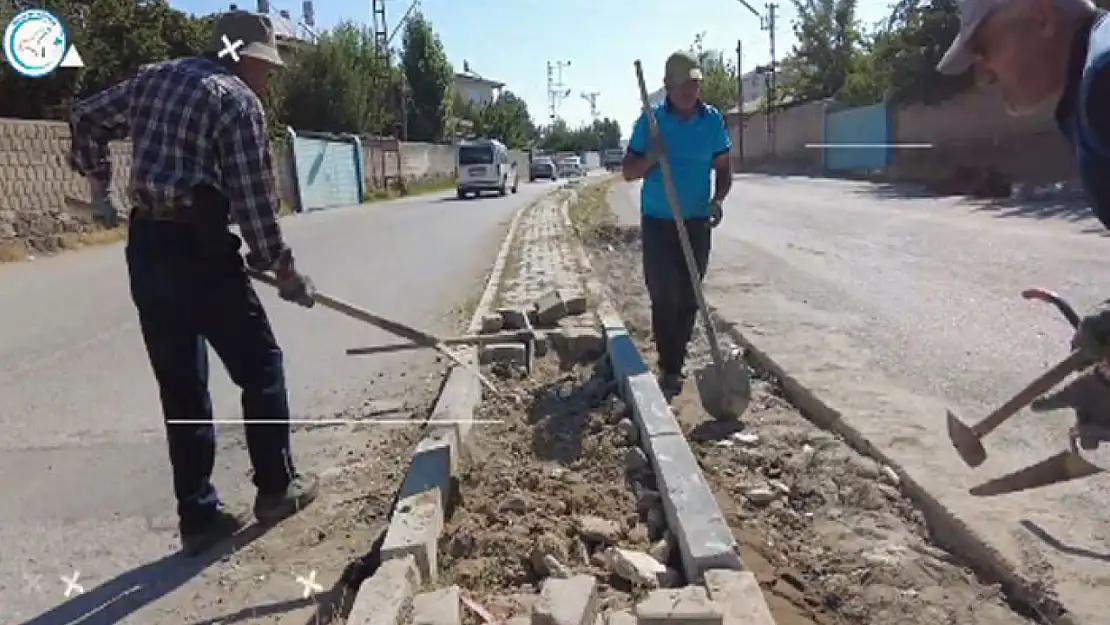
[206,10,285,68]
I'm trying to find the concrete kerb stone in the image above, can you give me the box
[555,196,745,585]
[720,323,1077,625]
[349,190,551,615]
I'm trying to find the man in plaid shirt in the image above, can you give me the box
[68,11,319,555]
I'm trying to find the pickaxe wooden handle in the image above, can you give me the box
[967,349,1089,439]
[246,269,501,396]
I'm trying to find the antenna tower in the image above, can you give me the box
[546,60,572,121]
[581,91,601,120]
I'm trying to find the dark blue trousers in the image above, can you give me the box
[640,215,712,376]
[125,218,295,530]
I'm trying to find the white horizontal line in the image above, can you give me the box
[804,143,933,149]
[165,419,505,425]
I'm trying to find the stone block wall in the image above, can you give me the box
[0,116,512,253]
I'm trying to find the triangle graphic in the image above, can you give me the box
[60,45,84,68]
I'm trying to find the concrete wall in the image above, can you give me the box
[0,117,501,253]
[732,86,1075,185]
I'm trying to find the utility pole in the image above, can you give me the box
[736,39,744,166]
[371,0,389,136]
[762,2,778,156]
[546,60,572,121]
[581,91,601,121]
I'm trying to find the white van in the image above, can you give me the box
[456,139,519,199]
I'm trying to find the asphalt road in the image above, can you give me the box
[0,181,560,622]
[612,176,1110,622]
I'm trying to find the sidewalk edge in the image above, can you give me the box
[345,189,548,621]
[718,317,1079,625]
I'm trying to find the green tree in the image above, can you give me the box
[401,11,454,142]
[689,33,738,113]
[275,22,396,135]
[779,0,866,103]
[865,0,971,104]
[0,0,211,119]
[475,91,536,149]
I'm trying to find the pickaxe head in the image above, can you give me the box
[946,409,987,467]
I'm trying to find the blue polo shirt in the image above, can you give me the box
[626,100,731,220]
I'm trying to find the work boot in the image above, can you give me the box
[253,473,320,525]
[658,372,685,400]
[180,507,248,557]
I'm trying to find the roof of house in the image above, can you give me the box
[455,72,505,88]
[264,11,299,40]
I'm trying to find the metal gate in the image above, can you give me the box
[824,102,891,173]
[291,132,364,211]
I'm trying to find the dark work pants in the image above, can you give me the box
[641,215,712,376]
[125,218,295,530]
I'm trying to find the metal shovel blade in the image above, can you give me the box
[694,349,752,420]
[946,409,988,468]
[968,450,1104,497]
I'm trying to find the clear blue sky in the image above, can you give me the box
[170,0,894,137]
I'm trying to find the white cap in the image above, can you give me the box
[936,0,1007,74]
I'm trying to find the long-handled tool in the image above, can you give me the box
[345,329,543,356]
[951,287,1108,496]
[633,60,750,420]
[247,269,501,396]
[946,349,1088,468]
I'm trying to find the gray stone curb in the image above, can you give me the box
[344,189,545,624]
[555,198,750,582]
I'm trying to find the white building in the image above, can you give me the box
[455,71,505,107]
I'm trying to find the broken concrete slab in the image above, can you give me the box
[480,313,504,334]
[551,327,605,363]
[499,307,529,330]
[346,555,421,625]
[380,488,444,582]
[703,570,775,625]
[606,547,668,588]
[533,575,600,625]
[535,289,588,325]
[479,342,529,368]
[413,585,462,625]
[635,587,723,625]
[648,433,743,581]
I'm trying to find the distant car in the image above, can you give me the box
[529,157,558,182]
[558,156,583,178]
[602,149,624,171]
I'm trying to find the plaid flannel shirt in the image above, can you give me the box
[68,57,290,270]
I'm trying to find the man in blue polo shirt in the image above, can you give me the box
[623,50,733,397]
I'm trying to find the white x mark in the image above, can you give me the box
[217,34,244,62]
[295,569,323,599]
[61,570,84,598]
[23,572,43,594]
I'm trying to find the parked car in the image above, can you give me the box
[558,156,583,178]
[529,156,558,182]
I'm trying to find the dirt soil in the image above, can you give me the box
[578,217,1038,625]
[439,356,668,621]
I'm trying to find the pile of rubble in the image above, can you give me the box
[473,288,605,373]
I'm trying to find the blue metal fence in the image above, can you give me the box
[290,132,364,211]
[824,101,891,173]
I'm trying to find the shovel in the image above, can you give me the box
[633,60,751,420]
[246,269,501,397]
